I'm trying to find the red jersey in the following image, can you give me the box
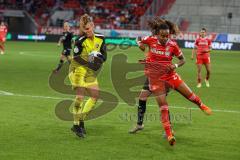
[194,37,211,58]
[140,36,183,80]
[0,25,8,38]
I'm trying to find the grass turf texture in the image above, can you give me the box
[0,41,240,160]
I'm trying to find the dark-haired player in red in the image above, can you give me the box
[129,18,179,135]
[192,28,212,88]
[138,22,212,146]
[0,21,8,55]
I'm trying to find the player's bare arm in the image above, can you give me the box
[136,37,145,51]
[167,54,186,71]
[57,36,63,46]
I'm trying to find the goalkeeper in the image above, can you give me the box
[69,14,107,138]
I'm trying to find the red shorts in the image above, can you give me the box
[148,73,183,92]
[0,37,6,42]
[196,57,210,64]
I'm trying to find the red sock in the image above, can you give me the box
[160,105,172,137]
[188,93,202,107]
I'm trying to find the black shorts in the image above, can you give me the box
[142,78,151,91]
[62,48,71,56]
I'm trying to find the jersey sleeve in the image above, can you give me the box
[173,43,183,57]
[100,37,107,61]
[73,36,85,57]
[94,33,107,62]
[140,36,151,45]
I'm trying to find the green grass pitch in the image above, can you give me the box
[0,41,240,160]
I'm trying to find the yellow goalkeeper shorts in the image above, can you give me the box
[69,66,98,89]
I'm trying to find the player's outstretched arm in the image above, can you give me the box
[57,36,63,46]
[136,37,145,51]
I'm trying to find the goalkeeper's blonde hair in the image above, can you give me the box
[79,14,93,34]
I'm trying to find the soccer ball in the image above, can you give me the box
[88,51,103,63]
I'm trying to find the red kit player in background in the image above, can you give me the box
[192,28,212,88]
[138,20,212,146]
[0,21,8,55]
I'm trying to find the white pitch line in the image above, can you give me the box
[19,51,56,57]
[0,90,67,100]
[0,90,240,114]
[0,90,14,95]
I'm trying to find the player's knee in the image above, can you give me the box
[197,73,201,78]
[76,95,84,101]
[156,98,168,107]
[91,96,98,102]
[139,90,151,101]
[139,96,148,101]
[91,93,99,101]
[197,69,201,73]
